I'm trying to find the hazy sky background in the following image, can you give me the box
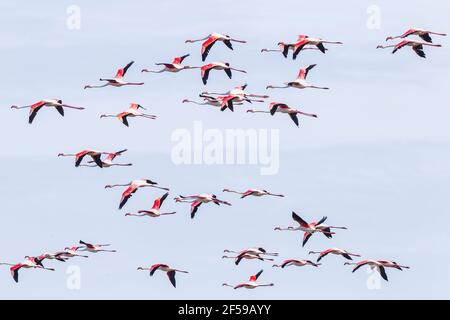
[0,1,449,299]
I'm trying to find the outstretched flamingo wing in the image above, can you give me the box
[292,211,309,228]
[167,270,177,287]
[298,64,316,80]
[74,150,90,167]
[190,201,202,219]
[392,40,409,53]
[10,264,23,283]
[412,45,426,58]
[288,113,299,127]
[150,264,168,276]
[28,101,46,124]
[201,36,218,61]
[418,33,432,43]
[201,65,212,85]
[401,28,417,38]
[117,112,130,127]
[115,61,134,78]
[302,232,312,247]
[281,259,297,268]
[240,190,255,198]
[119,185,138,209]
[172,54,190,64]
[251,269,264,281]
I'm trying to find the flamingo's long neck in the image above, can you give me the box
[11,105,31,109]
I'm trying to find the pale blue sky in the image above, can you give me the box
[0,1,449,299]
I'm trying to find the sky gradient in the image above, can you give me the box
[0,1,449,299]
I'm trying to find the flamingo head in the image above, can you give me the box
[182,99,190,103]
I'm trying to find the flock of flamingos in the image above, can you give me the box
[2,27,446,289]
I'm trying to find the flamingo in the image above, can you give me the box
[223,247,278,257]
[344,260,389,281]
[274,212,337,247]
[222,270,274,289]
[185,33,246,61]
[266,64,329,90]
[84,61,144,89]
[137,263,188,288]
[105,179,170,210]
[308,248,361,262]
[222,252,274,265]
[125,192,176,218]
[61,246,89,259]
[200,62,247,85]
[272,259,320,268]
[386,28,446,43]
[79,149,132,168]
[175,194,231,219]
[58,149,111,168]
[78,240,116,253]
[100,103,157,127]
[247,102,317,127]
[376,40,442,58]
[11,99,84,124]
[222,188,284,198]
[141,54,199,73]
[292,35,343,59]
[261,42,326,58]
[1,257,55,283]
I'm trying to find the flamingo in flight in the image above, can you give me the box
[11,99,84,124]
[58,149,111,168]
[274,212,341,247]
[1,257,55,283]
[141,54,199,73]
[84,61,144,89]
[125,192,176,218]
[137,263,188,288]
[376,40,442,58]
[223,188,284,198]
[100,103,157,127]
[385,28,446,43]
[79,149,132,168]
[261,41,325,58]
[222,252,275,265]
[200,62,247,85]
[78,241,116,253]
[223,247,278,257]
[247,102,317,127]
[222,270,274,290]
[272,259,320,268]
[266,64,329,90]
[308,248,361,262]
[185,33,246,61]
[344,260,390,281]
[175,194,231,219]
[292,35,343,59]
[105,179,170,210]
